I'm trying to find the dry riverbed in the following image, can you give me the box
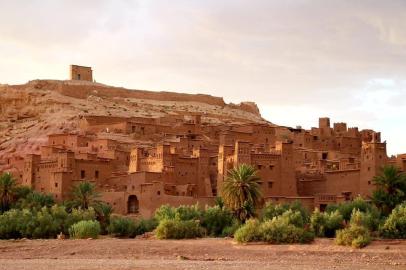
[0,237,405,270]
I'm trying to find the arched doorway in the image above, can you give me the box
[127,195,139,214]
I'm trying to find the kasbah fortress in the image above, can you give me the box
[1,65,405,217]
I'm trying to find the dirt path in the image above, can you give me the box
[0,238,405,270]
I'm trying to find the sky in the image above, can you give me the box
[0,0,405,155]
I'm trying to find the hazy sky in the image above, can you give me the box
[1,0,405,155]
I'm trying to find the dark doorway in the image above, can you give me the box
[127,195,139,214]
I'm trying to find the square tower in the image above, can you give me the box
[69,65,93,81]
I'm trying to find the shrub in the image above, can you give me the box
[234,216,314,244]
[201,206,234,236]
[234,219,261,243]
[108,216,136,237]
[64,207,96,234]
[310,209,344,237]
[155,219,204,239]
[328,196,380,221]
[379,203,406,239]
[259,217,314,244]
[154,204,203,222]
[134,218,158,236]
[108,216,158,238]
[350,209,379,231]
[69,220,101,239]
[221,219,241,237]
[262,201,310,223]
[17,191,55,210]
[154,204,175,222]
[336,225,371,248]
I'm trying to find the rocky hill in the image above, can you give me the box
[0,80,267,169]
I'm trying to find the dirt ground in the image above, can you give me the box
[0,237,405,270]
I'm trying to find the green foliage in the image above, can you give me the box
[107,216,136,237]
[221,219,241,237]
[201,206,234,236]
[234,219,261,243]
[235,211,314,244]
[67,181,101,210]
[154,204,176,222]
[310,209,344,237]
[372,165,406,215]
[326,196,380,222]
[335,209,373,248]
[134,218,158,236]
[262,201,310,223]
[63,207,96,234]
[174,204,203,221]
[258,217,314,244]
[0,172,16,213]
[379,203,406,239]
[0,205,98,239]
[16,191,55,210]
[350,209,380,231]
[336,225,371,248]
[94,202,113,234]
[107,216,158,238]
[221,164,262,222]
[154,204,202,222]
[69,220,100,239]
[155,219,205,239]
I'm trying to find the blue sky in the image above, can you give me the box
[0,0,405,155]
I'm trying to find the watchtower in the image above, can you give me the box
[69,65,93,81]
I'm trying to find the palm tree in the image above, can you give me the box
[0,172,16,213]
[69,181,101,209]
[221,164,262,222]
[372,165,406,215]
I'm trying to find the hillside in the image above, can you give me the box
[0,79,268,170]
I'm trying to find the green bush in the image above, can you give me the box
[201,206,234,236]
[221,219,241,237]
[327,196,380,221]
[234,219,261,243]
[336,225,371,248]
[69,220,100,239]
[261,201,310,223]
[234,216,314,244]
[154,204,176,222]
[155,204,203,222]
[155,219,205,239]
[350,209,379,231]
[108,216,136,237]
[379,203,406,239]
[310,209,344,237]
[63,207,96,234]
[134,218,158,236]
[108,216,158,238]
[259,217,314,244]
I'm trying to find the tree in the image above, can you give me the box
[221,164,262,222]
[68,181,101,210]
[372,165,406,215]
[0,172,16,213]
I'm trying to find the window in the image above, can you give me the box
[55,182,58,188]
[257,165,262,170]
[157,191,161,195]
[95,170,99,179]
[268,182,273,189]
[77,74,81,80]
[81,170,85,179]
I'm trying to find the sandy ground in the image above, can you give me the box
[0,237,405,270]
